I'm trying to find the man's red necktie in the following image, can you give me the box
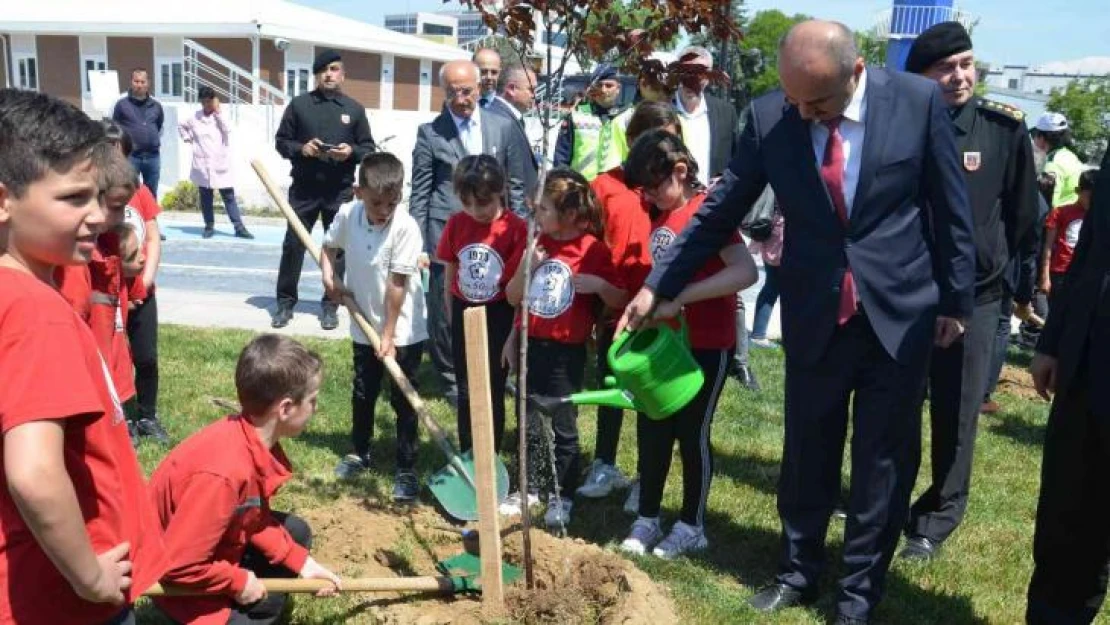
[820,117,858,325]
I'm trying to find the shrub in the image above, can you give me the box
[161,180,200,213]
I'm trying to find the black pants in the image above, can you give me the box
[100,609,134,625]
[907,299,999,544]
[776,314,928,620]
[637,348,730,527]
[527,339,587,499]
[351,342,424,469]
[452,297,513,453]
[593,325,628,467]
[985,292,1013,400]
[1026,369,1110,625]
[127,292,159,421]
[1048,272,1068,312]
[276,182,350,308]
[427,263,456,394]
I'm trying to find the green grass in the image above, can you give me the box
[133,324,1108,624]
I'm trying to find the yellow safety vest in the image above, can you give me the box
[1044,147,1084,208]
[569,104,629,181]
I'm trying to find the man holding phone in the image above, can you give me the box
[273,48,376,329]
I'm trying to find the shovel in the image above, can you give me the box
[144,575,478,596]
[252,160,508,522]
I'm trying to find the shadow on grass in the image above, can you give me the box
[714,450,782,496]
[985,412,1046,447]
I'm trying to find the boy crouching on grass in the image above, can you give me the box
[149,334,341,625]
[322,153,428,502]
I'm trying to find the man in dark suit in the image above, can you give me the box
[618,21,974,624]
[1026,153,1109,625]
[410,60,525,399]
[487,65,540,201]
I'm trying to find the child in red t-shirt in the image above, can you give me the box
[435,155,527,454]
[150,334,340,625]
[1040,168,1097,305]
[0,89,166,625]
[616,129,758,559]
[504,168,627,530]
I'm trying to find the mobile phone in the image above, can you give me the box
[317,142,338,151]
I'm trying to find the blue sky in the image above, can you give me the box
[298,0,1108,67]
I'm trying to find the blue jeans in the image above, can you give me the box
[198,186,244,228]
[752,264,780,340]
[128,152,160,199]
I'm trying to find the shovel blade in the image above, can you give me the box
[436,552,522,591]
[428,450,510,522]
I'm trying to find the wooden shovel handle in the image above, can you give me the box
[145,576,457,596]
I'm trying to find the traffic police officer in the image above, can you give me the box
[273,49,376,330]
[900,21,1041,560]
[553,64,630,181]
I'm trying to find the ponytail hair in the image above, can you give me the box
[541,167,604,238]
[623,128,703,193]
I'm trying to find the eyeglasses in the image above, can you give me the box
[446,86,476,99]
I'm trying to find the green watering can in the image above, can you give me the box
[532,320,704,420]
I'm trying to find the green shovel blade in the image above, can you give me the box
[436,552,522,592]
[428,450,511,522]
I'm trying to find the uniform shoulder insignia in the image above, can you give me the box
[978,98,1025,123]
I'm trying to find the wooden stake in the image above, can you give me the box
[463,307,505,615]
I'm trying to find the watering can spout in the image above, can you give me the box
[569,387,637,412]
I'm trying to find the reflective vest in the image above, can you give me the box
[1044,146,1084,208]
[569,104,629,181]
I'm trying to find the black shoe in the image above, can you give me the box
[271,304,294,328]
[234,227,254,240]
[319,304,339,330]
[899,535,939,560]
[834,614,869,625]
[135,418,170,444]
[734,363,761,392]
[202,226,214,239]
[392,470,420,503]
[748,583,815,612]
[127,420,140,447]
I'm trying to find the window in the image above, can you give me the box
[423,23,454,36]
[83,56,107,94]
[285,64,312,97]
[1008,78,1018,90]
[157,59,184,98]
[15,56,38,91]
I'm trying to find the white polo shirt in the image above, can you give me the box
[323,200,428,347]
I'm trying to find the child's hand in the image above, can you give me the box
[378,336,397,360]
[235,570,267,605]
[572,274,604,294]
[323,278,353,305]
[77,542,132,605]
[417,253,431,269]
[300,557,342,597]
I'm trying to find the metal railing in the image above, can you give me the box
[182,39,286,136]
[872,5,976,39]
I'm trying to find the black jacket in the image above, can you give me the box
[112,93,164,155]
[275,88,375,188]
[704,94,739,179]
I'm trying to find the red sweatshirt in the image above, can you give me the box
[149,415,309,625]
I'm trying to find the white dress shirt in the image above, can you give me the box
[675,93,712,186]
[450,107,483,156]
[809,68,868,216]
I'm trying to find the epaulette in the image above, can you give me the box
[978,98,1025,124]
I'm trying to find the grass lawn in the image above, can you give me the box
[133,324,1102,624]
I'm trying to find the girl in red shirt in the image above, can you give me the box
[435,155,527,454]
[504,168,626,530]
[618,129,758,559]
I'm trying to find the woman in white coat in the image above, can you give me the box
[179,86,253,239]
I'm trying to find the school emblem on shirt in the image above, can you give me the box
[340,113,351,124]
[527,259,574,319]
[650,227,677,262]
[457,243,504,302]
[963,152,981,172]
[1065,218,1084,247]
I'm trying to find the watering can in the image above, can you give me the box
[531,320,704,420]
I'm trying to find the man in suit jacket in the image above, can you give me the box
[487,65,540,200]
[618,21,974,624]
[410,60,525,399]
[1026,152,1109,625]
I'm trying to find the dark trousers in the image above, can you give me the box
[352,342,424,469]
[100,609,134,625]
[276,182,350,308]
[427,263,456,394]
[1048,272,1068,312]
[1026,370,1110,625]
[637,348,731,527]
[127,292,159,421]
[985,292,1013,400]
[199,187,244,228]
[527,339,587,499]
[452,297,513,453]
[129,152,160,199]
[776,314,928,620]
[907,299,999,543]
[593,324,629,467]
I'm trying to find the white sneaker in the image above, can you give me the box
[576,460,631,498]
[498,491,541,517]
[622,478,641,516]
[620,517,664,555]
[544,496,573,530]
[652,521,708,559]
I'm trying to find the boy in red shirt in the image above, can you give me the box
[149,334,340,625]
[0,88,167,625]
[1040,168,1098,307]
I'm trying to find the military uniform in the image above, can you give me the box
[906,95,1041,547]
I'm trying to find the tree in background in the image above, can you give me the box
[1047,78,1110,162]
[739,9,812,98]
[687,0,754,108]
[855,28,886,66]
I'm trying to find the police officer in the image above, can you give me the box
[553,64,629,181]
[900,22,1040,560]
[273,49,376,329]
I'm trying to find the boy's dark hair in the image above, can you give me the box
[102,120,134,157]
[197,86,216,100]
[1078,168,1099,192]
[0,89,105,198]
[92,142,138,195]
[624,128,702,192]
[626,100,681,146]
[453,154,506,205]
[357,152,405,201]
[235,334,323,416]
[542,167,604,237]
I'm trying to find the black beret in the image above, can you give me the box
[905,22,972,74]
[312,49,341,74]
